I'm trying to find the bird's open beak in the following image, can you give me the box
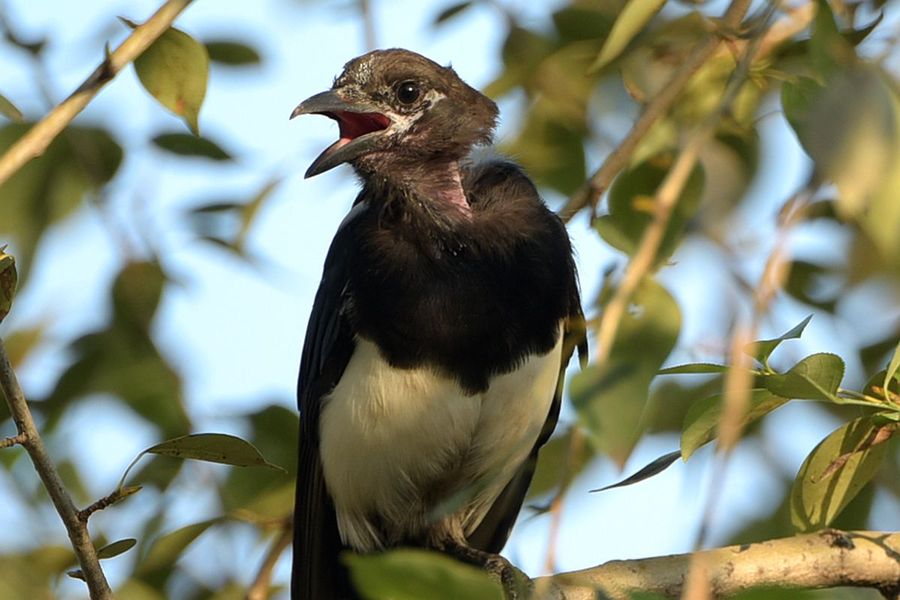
[291,90,392,178]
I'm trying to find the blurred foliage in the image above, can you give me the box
[0,0,898,598]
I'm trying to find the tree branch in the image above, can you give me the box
[539,530,900,599]
[246,520,293,600]
[0,0,194,186]
[0,337,112,599]
[560,0,753,220]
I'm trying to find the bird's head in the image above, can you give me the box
[291,49,498,179]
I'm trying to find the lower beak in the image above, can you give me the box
[291,90,389,178]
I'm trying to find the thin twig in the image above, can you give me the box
[0,338,112,599]
[0,432,27,448]
[593,0,770,368]
[539,530,900,600]
[0,0,195,186]
[560,0,753,221]
[246,520,293,600]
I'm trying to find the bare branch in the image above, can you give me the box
[540,530,900,600]
[246,520,293,600]
[0,0,195,186]
[0,432,27,448]
[0,338,112,599]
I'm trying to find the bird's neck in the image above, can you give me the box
[366,158,472,222]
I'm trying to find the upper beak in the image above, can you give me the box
[291,90,391,178]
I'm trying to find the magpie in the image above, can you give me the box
[290,49,586,599]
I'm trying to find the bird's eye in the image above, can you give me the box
[396,80,421,105]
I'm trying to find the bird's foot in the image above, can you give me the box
[439,542,532,599]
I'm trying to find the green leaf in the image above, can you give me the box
[590,0,666,72]
[0,124,123,284]
[781,77,825,148]
[151,132,231,160]
[433,2,473,25]
[790,416,890,531]
[526,428,593,500]
[883,342,900,401]
[571,278,680,466]
[681,389,787,460]
[0,249,17,324]
[133,25,209,135]
[744,315,812,368]
[810,0,857,79]
[96,538,137,560]
[145,433,285,471]
[596,153,704,262]
[658,363,729,375]
[0,93,23,122]
[136,519,219,581]
[760,353,844,402]
[345,549,503,600]
[590,450,681,492]
[204,40,261,66]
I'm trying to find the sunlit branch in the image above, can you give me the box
[540,530,900,600]
[0,0,195,186]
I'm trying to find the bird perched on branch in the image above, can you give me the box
[290,48,586,599]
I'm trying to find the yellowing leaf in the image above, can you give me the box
[590,0,666,72]
[790,416,889,531]
[0,249,17,324]
[134,26,209,135]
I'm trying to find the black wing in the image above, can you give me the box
[291,203,366,600]
[464,160,588,553]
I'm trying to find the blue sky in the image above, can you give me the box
[1,0,898,597]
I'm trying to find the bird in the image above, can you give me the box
[290,48,586,599]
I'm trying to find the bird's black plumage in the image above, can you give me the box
[291,49,585,599]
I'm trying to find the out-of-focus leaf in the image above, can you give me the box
[501,107,585,195]
[595,153,704,262]
[681,389,787,460]
[96,538,137,560]
[222,404,297,514]
[0,93,23,122]
[0,124,123,284]
[744,315,812,368]
[552,5,615,42]
[2,324,44,369]
[659,363,728,375]
[345,549,503,600]
[151,132,231,160]
[146,433,284,471]
[132,25,209,135]
[204,40,261,66]
[783,260,839,312]
[790,416,889,531]
[591,450,680,492]
[526,427,593,500]
[115,579,167,600]
[807,69,897,220]
[590,0,666,72]
[571,278,680,466]
[484,26,554,98]
[135,519,220,584]
[432,2,473,25]
[113,261,165,331]
[809,0,857,79]
[42,262,189,440]
[760,353,844,402]
[0,249,17,323]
